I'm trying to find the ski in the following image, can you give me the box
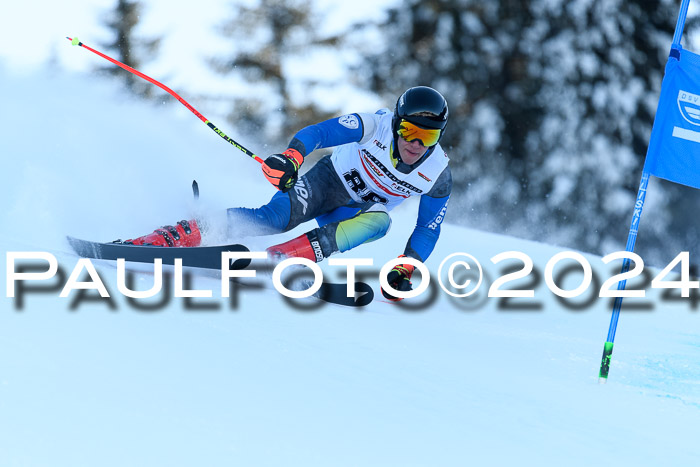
[66,236,251,270]
[66,236,373,307]
[299,279,374,307]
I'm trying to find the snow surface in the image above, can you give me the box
[2,70,700,467]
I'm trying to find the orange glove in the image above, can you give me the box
[261,148,303,192]
[381,255,415,301]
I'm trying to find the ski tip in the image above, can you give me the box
[598,377,608,385]
[70,36,80,46]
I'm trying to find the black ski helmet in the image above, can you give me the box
[392,86,449,147]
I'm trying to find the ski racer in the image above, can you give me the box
[127,86,452,301]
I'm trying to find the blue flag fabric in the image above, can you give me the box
[644,47,700,189]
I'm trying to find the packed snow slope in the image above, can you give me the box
[2,70,700,467]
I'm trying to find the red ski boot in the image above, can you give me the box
[125,219,202,247]
[267,230,325,262]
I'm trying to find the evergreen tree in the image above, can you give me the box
[100,0,160,97]
[528,0,685,257]
[213,0,341,146]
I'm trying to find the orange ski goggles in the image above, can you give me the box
[397,119,442,147]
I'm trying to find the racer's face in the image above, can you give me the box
[397,135,429,165]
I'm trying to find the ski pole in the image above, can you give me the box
[66,36,263,164]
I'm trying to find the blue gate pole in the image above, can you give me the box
[598,0,690,383]
[672,0,691,47]
[598,173,649,382]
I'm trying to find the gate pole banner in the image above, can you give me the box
[643,47,700,189]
